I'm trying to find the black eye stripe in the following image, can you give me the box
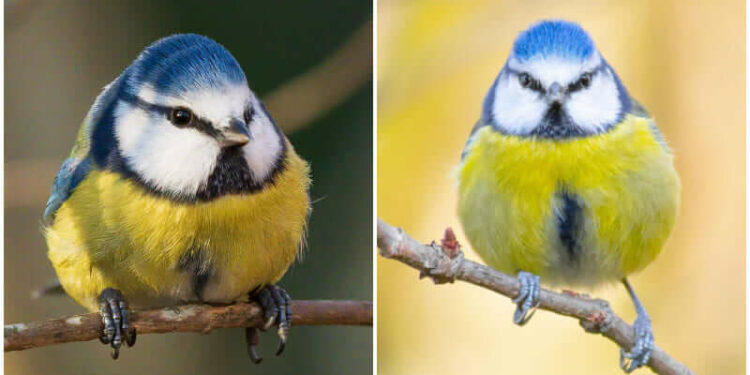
[190,117,221,138]
[506,65,605,95]
[517,72,544,93]
[119,92,221,137]
[568,71,594,93]
[244,106,255,124]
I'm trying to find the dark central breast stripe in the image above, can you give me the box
[178,247,214,301]
[556,190,583,264]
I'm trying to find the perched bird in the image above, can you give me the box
[457,20,679,372]
[43,34,311,362]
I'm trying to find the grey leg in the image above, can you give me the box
[620,279,654,372]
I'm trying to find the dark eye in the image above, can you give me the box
[244,107,254,124]
[519,73,532,88]
[169,107,193,126]
[579,72,592,88]
[568,72,593,92]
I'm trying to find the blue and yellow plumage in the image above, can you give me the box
[457,20,679,372]
[43,34,310,361]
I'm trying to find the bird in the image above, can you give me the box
[42,34,311,363]
[457,20,679,372]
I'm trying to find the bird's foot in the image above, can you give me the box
[512,271,540,325]
[620,312,653,372]
[97,288,136,359]
[246,285,292,364]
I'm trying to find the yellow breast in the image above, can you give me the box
[46,145,310,311]
[457,115,680,287]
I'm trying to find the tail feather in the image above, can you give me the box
[31,279,65,299]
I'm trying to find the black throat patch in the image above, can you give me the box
[531,103,586,139]
[196,134,288,200]
[197,146,267,200]
[556,190,584,264]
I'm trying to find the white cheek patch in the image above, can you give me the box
[117,85,284,196]
[114,102,221,196]
[491,73,547,134]
[493,53,622,135]
[564,68,621,132]
[242,100,283,182]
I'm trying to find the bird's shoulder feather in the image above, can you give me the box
[43,118,95,225]
[627,96,670,152]
[43,78,123,225]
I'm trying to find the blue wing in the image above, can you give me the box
[43,115,96,225]
[42,77,123,225]
[42,156,92,225]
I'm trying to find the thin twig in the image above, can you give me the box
[5,300,372,352]
[377,218,694,375]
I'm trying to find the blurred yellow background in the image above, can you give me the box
[377,1,744,374]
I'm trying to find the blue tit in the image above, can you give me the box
[457,20,679,372]
[43,34,311,362]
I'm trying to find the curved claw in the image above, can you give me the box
[125,328,137,347]
[246,327,263,364]
[512,271,541,326]
[619,279,654,372]
[271,287,290,356]
[263,316,276,331]
[97,288,134,360]
[619,314,654,372]
[247,285,293,363]
[121,301,136,347]
[275,325,289,356]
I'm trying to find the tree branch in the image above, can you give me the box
[5,300,372,352]
[376,218,694,375]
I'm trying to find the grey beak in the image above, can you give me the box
[547,82,565,103]
[218,118,251,147]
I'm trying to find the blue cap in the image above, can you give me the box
[124,34,247,95]
[512,20,596,62]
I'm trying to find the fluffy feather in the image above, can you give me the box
[44,34,312,313]
[458,115,680,287]
[46,141,310,311]
[484,20,630,137]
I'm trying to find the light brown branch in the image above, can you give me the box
[377,218,694,375]
[5,300,372,352]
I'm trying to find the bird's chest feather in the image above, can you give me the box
[49,156,310,308]
[457,116,680,286]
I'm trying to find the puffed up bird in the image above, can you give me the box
[457,20,679,372]
[43,34,311,362]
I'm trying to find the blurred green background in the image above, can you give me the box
[378,0,744,374]
[5,1,372,374]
